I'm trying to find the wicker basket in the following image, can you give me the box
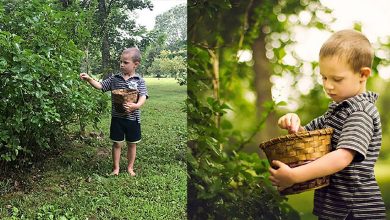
[259,128,333,195]
[112,89,138,113]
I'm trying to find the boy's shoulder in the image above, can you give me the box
[133,74,146,82]
[338,92,379,117]
[112,73,144,80]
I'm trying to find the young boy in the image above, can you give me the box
[80,47,148,177]
[269,30,386,219]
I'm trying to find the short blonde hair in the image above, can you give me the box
[319,30,373,72]
[122,47,141,63]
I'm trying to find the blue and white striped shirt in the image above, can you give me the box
[101,73,148,123]
[304,91,386,219]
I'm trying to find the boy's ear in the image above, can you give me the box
[359,67,371,80]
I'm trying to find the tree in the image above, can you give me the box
[147,50,186,84]
[141,4,187,84]
[137,29,167,77]
[154,4,187,48]
[0,0,108,162]
[78,0,152,78]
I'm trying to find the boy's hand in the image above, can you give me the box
[269,160,295,191]
[80,73,91,81]
[278,113,301,133]
[124,102,140,113]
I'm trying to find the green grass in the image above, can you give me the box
[286,158,390,220]
[0,78,187,219]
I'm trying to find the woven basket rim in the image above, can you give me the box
[112,89,138,93]
[259,127,333,149]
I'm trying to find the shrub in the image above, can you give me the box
[0,0,108,161]
[187,93,299,219]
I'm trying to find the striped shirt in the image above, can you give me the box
[101,73,148,123]
[304,91,386,219]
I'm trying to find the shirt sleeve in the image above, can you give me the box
[138,78,148,99]
[101,76,113,92]
[336,111,374,162]
[304,114,326,131]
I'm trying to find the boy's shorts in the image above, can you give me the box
[110,117,141,143]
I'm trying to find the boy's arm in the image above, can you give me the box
[124,95,147,112]
[80,73,102,90]
[123,78,148,113]
[269,148,355,189]
[136,95,147,108]
[86,78,103,90]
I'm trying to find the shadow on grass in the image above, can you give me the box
[0,135,111,197]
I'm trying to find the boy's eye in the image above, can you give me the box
[334,78,343,82]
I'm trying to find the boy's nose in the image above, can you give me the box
[323,81,334,90]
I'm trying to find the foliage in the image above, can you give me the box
[0,0,108,162]
[0,78,187,219]
[147,50,187,85]
[140,4,187,85]
[154,4,187,48]
[71,0,152,77]
[188,40,298,220]
[186,0,337,218]
[137,29,167,77]
[5,205,77,219]
[187,64,298,219]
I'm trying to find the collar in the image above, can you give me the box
[328,91,378,111]
[114,73,140,80]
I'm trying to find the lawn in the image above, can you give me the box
[0,78,187,219]
[286,157,390,219]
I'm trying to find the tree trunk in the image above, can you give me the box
[98,0,111,79]
[209,49,220,129]
[253,33,279,142]
[101,34,111,72]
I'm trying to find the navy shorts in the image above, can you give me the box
[110,117,141,143]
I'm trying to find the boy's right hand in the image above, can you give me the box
[278,113,301,134]
[79,73,91,81]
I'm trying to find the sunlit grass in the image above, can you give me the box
[0,78,187,219]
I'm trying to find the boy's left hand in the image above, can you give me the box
[269,160,295,191]
[123,103,140,112]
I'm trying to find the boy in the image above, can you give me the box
[269,30,386,219]
[80,47,148,177]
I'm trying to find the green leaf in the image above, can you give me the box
[221,120,233,129]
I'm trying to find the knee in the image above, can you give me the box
[127,143,136,148]
[112,142,122,149]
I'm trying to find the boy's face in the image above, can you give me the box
[120,52,138,75]
[319,56,368,103]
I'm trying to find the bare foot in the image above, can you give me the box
[127,169,136,177]
[110,169,119,176]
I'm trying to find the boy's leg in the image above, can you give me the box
[123,119,141,177]
[112,142,123,175]
[110,117,127,175]
[126,142,136,176]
